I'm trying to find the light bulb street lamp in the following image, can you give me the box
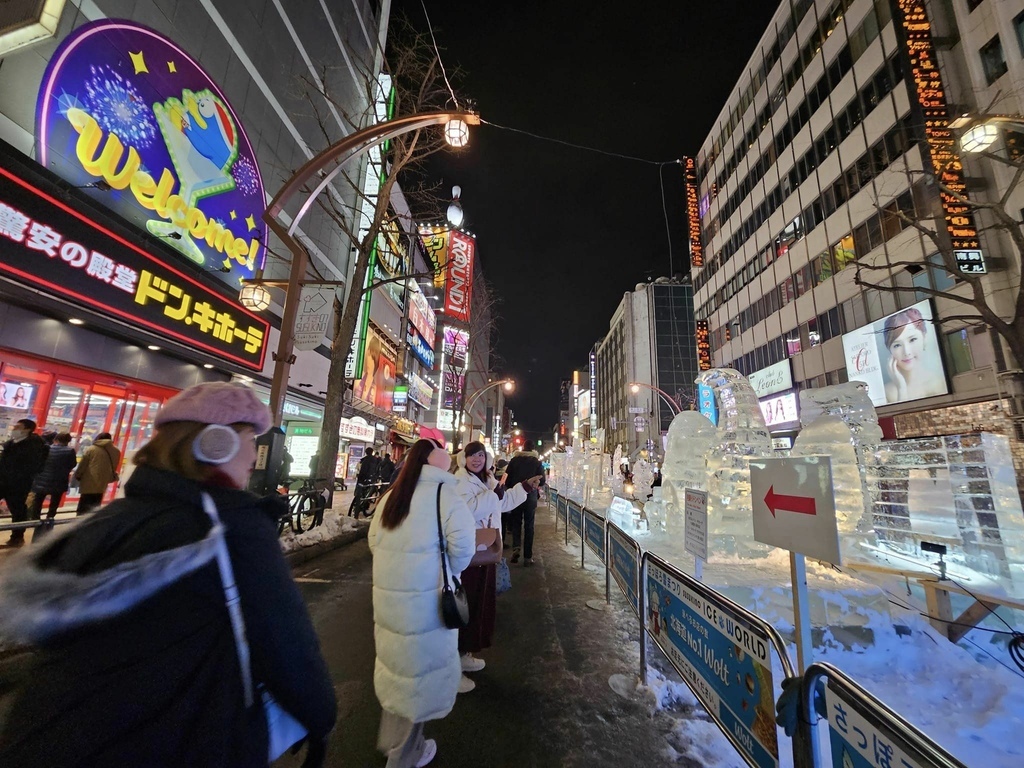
[454,378,514,451]
[950,113,1024,154]
[245,109,479,427]
[447,185,464,229]
[628,381,682,415]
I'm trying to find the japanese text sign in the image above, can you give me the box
[37,20,268,289]
[0,164,268,370]
[608,522,641,616]
[646,558,778,768]
[443,229,474,322]
[684,488,709,562]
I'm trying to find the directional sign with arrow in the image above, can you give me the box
[750,456,841,565]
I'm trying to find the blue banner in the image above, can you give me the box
[568,502,583,538]
[698,383,718,426]
[824,682,925,768]
[645,559,778,768]
[608,525,639,616]
[584,511,605,563]
[558,496,568,523]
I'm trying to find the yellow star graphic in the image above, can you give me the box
[129,51,149,74]
[167,61,177,73]
[245,215,257,231]
[230,210,237,220]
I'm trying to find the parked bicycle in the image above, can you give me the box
[347,480,389,520]
[277,477,329,536]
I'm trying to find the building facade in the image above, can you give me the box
[692,0,1024,471]
[594,278,698,459]
[0,1,387,492]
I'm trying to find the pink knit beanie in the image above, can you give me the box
[155,382,272,434]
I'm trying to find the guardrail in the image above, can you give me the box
[554,493,967,768]
[0,518,77,533]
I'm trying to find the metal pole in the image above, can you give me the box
[605,524,611,604]
[639,553,647,686]
[790,551,813,674]
[266,220,308,427]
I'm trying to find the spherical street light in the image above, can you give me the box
[514,428,521,435]
[447,185,464,228]
[444,118,470,148]
[630,383,640,394]
[503,380,515,392]
[238,283,272,312]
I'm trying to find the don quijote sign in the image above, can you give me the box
[443,230,474,322]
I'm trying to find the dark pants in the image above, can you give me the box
[0,482,31,542]
[458,563,496,654]
[77,493,104,516]
[30,489,64,519]
[508,493,538,560]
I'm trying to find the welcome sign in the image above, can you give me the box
[36,20,268,289]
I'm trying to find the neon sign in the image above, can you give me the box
[36,20,268,288]
[0,163,269,370]
[684,156,704,268]
[894,1,985,274]
[696,320,712,371]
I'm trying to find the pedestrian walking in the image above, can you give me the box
[351,447,380,518]
[378,452,395,485]
[28,432,77,530]
[368,428,476,768]
[503,450,547,566]
[0,382,336,767]
[0,419,48,547]
[73,431,121,515]
[453,442,535,688]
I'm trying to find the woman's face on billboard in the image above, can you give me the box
[888,324,925,372]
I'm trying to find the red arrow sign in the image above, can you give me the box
[764,485,817,518]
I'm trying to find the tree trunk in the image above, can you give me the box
[316,248,372,491]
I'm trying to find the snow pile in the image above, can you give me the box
[279,509,361,553]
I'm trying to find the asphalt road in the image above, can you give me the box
[279,502,700,768]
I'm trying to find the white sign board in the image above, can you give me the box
[748,359,793,398]
[293,286,335,351]
[750,456,841,564]
[628,406,646,414]
[683,488,708,561]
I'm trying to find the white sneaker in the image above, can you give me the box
[461,653,486,672]
[457,674,476,693]
[415,738,437,767]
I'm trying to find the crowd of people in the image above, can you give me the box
[0,420,122,546]
[0,382,547,768]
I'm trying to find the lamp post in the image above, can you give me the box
[455,378,514,450]
[950,113,1024,154]
[628,382,682,415]
[251,110,479,426]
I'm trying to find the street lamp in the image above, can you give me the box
[447,185,464,229]
[455,377,514,450]
[950,113,1024,154]
[238,281,272,312]
[252,109,480,425]
[627,381,682,415]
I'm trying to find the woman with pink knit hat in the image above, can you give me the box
[0,382,336,767]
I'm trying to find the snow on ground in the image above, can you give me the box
[552,502,1024,767]
[279,508,361,553]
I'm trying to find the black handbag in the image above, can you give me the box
[435,485,469,629]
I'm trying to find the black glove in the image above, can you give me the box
[301,736,328,768]
[774,676,826,737]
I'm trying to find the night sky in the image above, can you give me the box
[392,1,778,439]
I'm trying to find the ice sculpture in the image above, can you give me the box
[633,458,654,501]
[697,369,773,555]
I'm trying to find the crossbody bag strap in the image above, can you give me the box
[200,491,255,708]
[435,484,450,587]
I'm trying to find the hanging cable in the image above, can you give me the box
[479,118,675,165]
[419,0,458,109]
[659,163,674,277]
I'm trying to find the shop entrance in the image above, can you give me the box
[0,350,176,509]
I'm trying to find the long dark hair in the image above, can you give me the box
[380,439,436,530]
[463,441,489,484]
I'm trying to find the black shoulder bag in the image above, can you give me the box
[435,484,469,629]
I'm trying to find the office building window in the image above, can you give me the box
[980,36,1008,85]
[967,0,985,12]
[945,329,974,375]
[1016,12,1024,57]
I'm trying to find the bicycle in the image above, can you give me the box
[348,480,388,520]
[278,477,329,536]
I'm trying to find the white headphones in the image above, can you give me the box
[192,424,241,465]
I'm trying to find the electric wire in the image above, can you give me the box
[419,0,458,109]
[479,119,677,165]
[659,163,673,277]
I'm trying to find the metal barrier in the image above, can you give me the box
[582,507,605,569]
[0,518,77,532]
[606,520,646,684]
[567,500,582,543]
[803,662,967,768]
[643,551,796,768]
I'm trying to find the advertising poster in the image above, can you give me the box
[443,229,474,322]
[442,326,469,368]
[442,371,464,410]
[646,559,778,768]
[584,510,605,563]
[608,525,640,616]
[407,372,434,408]
[760,392,799,428]
[841,299,948,407]
[0,381,34,410]
[37,20,268,288]
[418,225,449,289]
[353,327,397,409]
[698,383,718,426]
[408,287,437,346]
[375,341,397,411]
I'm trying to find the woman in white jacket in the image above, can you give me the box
[368,434,476,768]
[453,441,542,685]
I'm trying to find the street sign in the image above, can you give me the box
[628,406,646,414]
[683,488,708,563]
[750,456,840,565]
[294,285,335,351]
[634,415,646,432]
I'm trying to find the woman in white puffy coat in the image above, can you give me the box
[453,441,541,681]
[368,435,476,768]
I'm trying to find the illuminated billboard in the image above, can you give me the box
[36,20,268,288]
[841,299,949,407]
[683,156,703,268]
[443,230,474,322]
[760,392,798,428]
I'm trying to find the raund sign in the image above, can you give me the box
[36,20,268,288]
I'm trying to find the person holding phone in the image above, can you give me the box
[502,450,547,566]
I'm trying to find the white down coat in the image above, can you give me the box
[453,466,527,530]
[368,465,476,723]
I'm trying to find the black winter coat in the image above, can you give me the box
[0,465,337,767]
[30,444,77,494]
[0,433,48,488]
